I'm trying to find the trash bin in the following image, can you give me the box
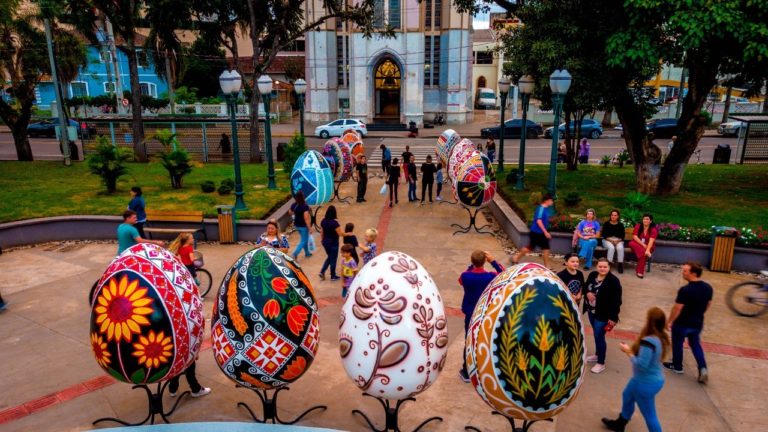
[276,142,287,162]
[216,205,237,244]
[713,144,731,164]
[709,226,738,272]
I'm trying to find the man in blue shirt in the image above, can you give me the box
[511,194,554,268]
[117,210,165,255]
[379,144,392,177]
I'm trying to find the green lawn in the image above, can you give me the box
[0,161,291,223]
[499,164,768,229]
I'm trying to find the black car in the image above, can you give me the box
[481,119,543,139]
[27,118,97,138]
[645,119,679,139]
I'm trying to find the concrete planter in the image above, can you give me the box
[488,195,765,273]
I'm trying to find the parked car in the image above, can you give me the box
[544,119,603,139]
[480,119,543,139]
[645,118,679,139]
[718,120,745,137]
[475,87,497,109]
[314,119,367,138]
[27,118,96,138]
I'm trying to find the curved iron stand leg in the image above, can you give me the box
[93,382,188,426]
[332,181,353,204]
[310,206,323,233]
[236,385,327,425]
[462,412,552,432]
[451,207,493,236]
[352,393,442,432]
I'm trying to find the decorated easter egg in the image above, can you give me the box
[466,265,586,421]
[339,251,448,400]
[212,247,319,389]
[89,243,204,384]
[350,142,365,163]
[341,130,362,146]
[448,139,477,180]
[436,129,462,166]
[291,150,333,206]
[337,141,354,181]
[323,139,342,178]
[454,152,496,208]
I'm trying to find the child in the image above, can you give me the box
[340,244,358,298]
[343,222,360,264]
[169,233,198,285]
[435,163,444,201]
[459,250,504,383]
[360,228,378,265]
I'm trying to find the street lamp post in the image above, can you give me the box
[294,78,307,138]
[258,75,277,190]
[516,75,535,190]
[547,69,572,198]
[219,70,247,211]
[497,77,511,173]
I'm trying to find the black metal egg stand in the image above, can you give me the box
[465,412,553,432]
[451,206,494,236]
[331,180,353,204]
[352,392,442,432]
[92,381,189,426]
[236,385,327,424]
[310,206,323,232]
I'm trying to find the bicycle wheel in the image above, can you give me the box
[726,281,768,317]
[196,268,213,298]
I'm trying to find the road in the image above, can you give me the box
[1,130,738,164]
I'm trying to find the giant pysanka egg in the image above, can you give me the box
[89,243,204,384]
[448,138,477,180]
[337,141,354,181]
[339,251,448,399]
[291,150,333,206]
[212,247,319,389]
[323,139,342,178]
[466,264,586,421]
[436,129,462,166]
[454,152,496,208]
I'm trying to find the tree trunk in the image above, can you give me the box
[126,38,146,162]
[11,125,34,161]
[249,78,264,163]
[601,109,613,127]
[721,86,732,124]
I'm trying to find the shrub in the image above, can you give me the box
[86,136,133,193]
[564,192,582,207]
[200,181,216,193]
[155,129,192,188]
[221,178,235,189]
[600,155,611,167]
[217,185,232,195]
[282,132,307,173]
[549,214,577,232]
[616,149,631,168]
[506,168,519,185]
[528,191,542,207]
[624,191,650,211]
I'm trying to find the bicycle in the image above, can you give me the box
[725,270,768,317]
[192,251,213,298]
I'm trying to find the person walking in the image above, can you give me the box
[458,250,504,382]
[401,145,413,167]
[117,210,165,255]
[511,194,554,268]
[435,163,445,201]
[628,214,658,278]
[128,187,147,237]
[663,262,713,384]
[486,137,496,163]
[355,154,369,202]
[584,258,623,374]
[319,205,348,281]
[578,138,591,164]
[420,155,436,204]
[387,158,401,207]
[574,209,601,271]
[380,144,392,177]
[290,191,312,260]
[602,307,669,432]
[601,210,626,274]
[406,155,418,202]
[218,133,232,159]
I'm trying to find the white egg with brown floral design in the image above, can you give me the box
[339,251,448,400]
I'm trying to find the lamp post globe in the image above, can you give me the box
[294,78,307,138]
[259,74,277,189]
[547,69,570,199]
[497,76,512,173]
[516,75,535,190]
[220,69,247,211]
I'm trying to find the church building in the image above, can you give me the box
[305,0,474,126]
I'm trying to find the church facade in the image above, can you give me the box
[305,0,473,126]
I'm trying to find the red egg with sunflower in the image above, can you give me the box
[211,247,319,389]
[89,243,204,384]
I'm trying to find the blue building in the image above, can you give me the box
[35,45,169,109]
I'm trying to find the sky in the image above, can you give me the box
[473,4,509,30]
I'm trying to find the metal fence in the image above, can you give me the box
[81,118,265,162]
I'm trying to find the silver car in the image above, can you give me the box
[314,119,367,139]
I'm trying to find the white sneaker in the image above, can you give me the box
[591,363,606,374]
[191,387,211,398]
[586,355,598,363]
[169,391,177,397]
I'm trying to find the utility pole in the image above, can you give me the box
[105,18,125,114]
[44,18,71,166]
[165,51,175,114]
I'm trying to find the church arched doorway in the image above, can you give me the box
[374,58,401,122]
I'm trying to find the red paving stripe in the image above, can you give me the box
[375,200,393,252]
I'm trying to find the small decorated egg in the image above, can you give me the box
[89,243,204,384]
[212,247,319,389]
[466,265,586,421]
[436,129,462,166]
[454,152,496,208]
[291,150,333,206]
[339,251,448,400]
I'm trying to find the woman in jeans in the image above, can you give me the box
[583,258,623,374]
[574,209,601,270]
[601,209,626,274]
[290,191,312,260]
[602,307,669,432]
[319,205,348,281]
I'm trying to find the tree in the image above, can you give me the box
[0,0,86,161]
[176,37,228,99]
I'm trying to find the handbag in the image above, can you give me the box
[379,183,388,195]
[308,233,317,253]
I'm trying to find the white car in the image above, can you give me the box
[314,119,367,138]
[718,120,744,137]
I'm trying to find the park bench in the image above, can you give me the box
[572,227,651,272]
[143,210,208,243]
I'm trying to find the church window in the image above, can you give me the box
[337,36,349,87]
[374,0,400,29]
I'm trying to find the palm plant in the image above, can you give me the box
[86,136,132,192]
[155,129,192,188]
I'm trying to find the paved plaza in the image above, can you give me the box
[0,177,767,432]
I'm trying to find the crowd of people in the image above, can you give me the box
[379,144,447,207]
